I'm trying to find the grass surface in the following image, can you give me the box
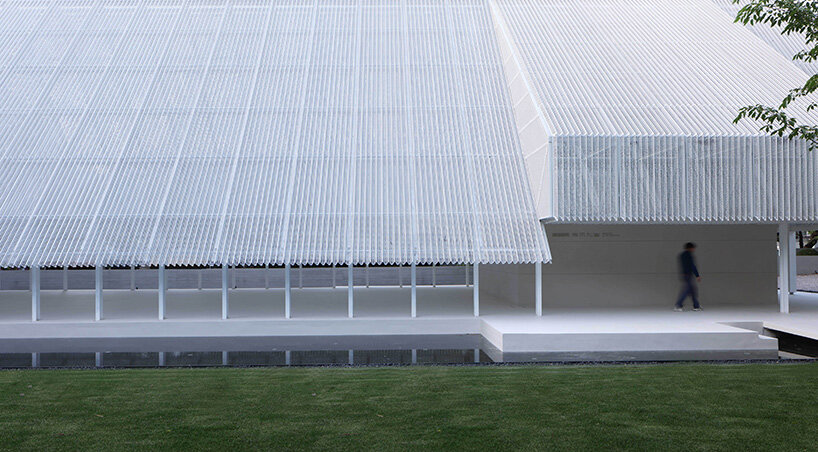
[1,363,817,451]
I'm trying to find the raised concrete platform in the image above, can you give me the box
[480,311,780,360]
[2,288,817,361]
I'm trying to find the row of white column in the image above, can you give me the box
[28,262,554,321]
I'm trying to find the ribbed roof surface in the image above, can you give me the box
[493,0,818,223]
[712,0,818,75]
[496,0,818,136]
[0,0,550,268]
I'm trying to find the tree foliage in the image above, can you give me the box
[733,0,818,150]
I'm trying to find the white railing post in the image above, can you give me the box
[348,264,354,318]
[789,230,797,294]
[31,266,40,322]
[221,264,229,319]
[473,263,480,317]
[535,261,543,316]
[158,264,166,320]
[264,264,270,290]
[778,223,790,313]
[94,266,103,321]
[411,263,417,318]
[285,264,291,319]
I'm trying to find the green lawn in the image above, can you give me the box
[1,364,817,451]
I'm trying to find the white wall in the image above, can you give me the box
[541,224,778,308]
[479,263,535,309]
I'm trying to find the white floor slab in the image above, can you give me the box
[2,288,817,358]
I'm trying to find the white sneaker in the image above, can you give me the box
[693,307,703,311]
[673,307,683,312]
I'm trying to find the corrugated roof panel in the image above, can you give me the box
[493,0,818,223]
[495,0,818,136]
[0,0,550,267]
[712,0,818,75]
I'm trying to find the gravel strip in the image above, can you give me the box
[798,274,818,292]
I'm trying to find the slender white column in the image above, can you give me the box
[348,264,354,318]
[63,266,68,291]
[332,265,336,288]
[95,352,102,367]
[789,230,797,294]
[222,351,228,366]
[158,264,166,320]
[348,350,353,365]
[432,264,436,287]
[264,264,269,290]
[365,264,369,288]
[778,223,790,313]
[197,268,203,290]
[473,348,480,363]
[221,264,229,320]
[95,266,103,321]
[285,350,291,366]
[31,352,39,368]
[411,349,417,364]
[129,265,135,291]
[465,263,470,286]
[473,263,479,316]
[158,352,165,367]
[285,264,291,319]
[31,266,40,322]
[535,261,543,316]
[411,263,417,318]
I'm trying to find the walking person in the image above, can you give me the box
[674,242,702,311]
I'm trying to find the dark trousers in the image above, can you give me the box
[675,275,700,309]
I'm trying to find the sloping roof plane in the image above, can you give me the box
[493,0,818,223]
[0,0,550,268]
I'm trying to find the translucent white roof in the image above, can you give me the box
[493,0,818,223]
[0,0,550,268]
[495,0,818,136]
[712,0,818,75]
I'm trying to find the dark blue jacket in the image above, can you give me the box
[679,250,699,277]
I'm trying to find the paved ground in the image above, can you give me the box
[798,274,818,292]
